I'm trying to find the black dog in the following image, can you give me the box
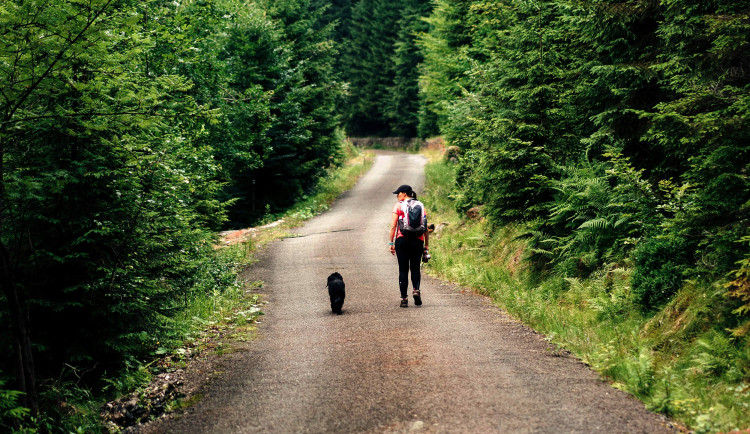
[327,272,345,315]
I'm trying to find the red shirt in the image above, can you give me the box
[393,200,427,241]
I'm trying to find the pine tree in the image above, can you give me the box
[0,0,227,411]
[631,0,750,295]
[246,0,345,220]
[343,0,403,135]
[387,0,433,137]
[416,0,474,138]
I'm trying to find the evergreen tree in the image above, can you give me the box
[416,0,474,138]
[0,0,225,411]
[630,0,750,304]
[343,0,402,135]
[248,0,345,221]
[0,0,349,416]
[143,0,276,229]
[435,0,569,222]
[387,0,433,137]
[315,0,356,49]
[418,0,750,309]
[335,0,432,137]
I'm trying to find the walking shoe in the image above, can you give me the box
[400,298,408,308]
[413,289,422,306]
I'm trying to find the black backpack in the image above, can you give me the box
[399,199,427,237]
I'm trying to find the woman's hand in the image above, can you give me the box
[389,243,395,255]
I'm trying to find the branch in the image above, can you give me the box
[0,110,202,125]
[2,0,118,123]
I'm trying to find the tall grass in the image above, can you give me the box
[422,153,750,433]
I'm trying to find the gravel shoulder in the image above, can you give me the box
[136,150,676,433]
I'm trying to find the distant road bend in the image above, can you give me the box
[143,150,674,433]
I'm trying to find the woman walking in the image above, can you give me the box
[388,185,429,307]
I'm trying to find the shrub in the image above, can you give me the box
[632,236,692,310]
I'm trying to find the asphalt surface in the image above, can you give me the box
[145,150,674,433]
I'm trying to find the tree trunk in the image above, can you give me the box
[0,243,38,415]
[0,133,38,414]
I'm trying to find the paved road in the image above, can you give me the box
[147,151,673,433]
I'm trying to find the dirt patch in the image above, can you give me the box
[102,371,184,429]
[217,219,284,247]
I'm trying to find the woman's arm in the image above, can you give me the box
[424,212,429,249]
[389,211,398,255]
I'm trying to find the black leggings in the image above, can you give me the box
[395,236,424,299]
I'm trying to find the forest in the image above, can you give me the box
[1,0,749,431]
[417,0,750,315]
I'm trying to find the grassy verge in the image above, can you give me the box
[421,151,750,434]
[33,143,374,433]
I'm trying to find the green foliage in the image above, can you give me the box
[0,375,29,431]
[426,0,582,224]
[690,331,744,380]
[526,152,661,277]
[387,0,432,137]
[631,237,691,310]
[417,0,750,427]
[423,153,457,217]
[237,0,346,223]
[343,0,400,135]
[1,0,223,377]
[416,0,474,137]
[727,236,750,337]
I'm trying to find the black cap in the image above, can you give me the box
[393,184,413,194]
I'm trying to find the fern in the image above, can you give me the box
[727,236,750,337]
[578,217,609,230]
[528,156,656,277]
[690,331,744,382]
[0,375,29,427]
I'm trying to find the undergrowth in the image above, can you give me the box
[422,152,750,433]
